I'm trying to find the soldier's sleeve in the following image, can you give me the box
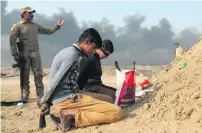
[38,23,60,35]
[10,24,19,56]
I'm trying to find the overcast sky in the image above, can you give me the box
[6,0,202,34]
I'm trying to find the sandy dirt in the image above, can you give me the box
[0,67,148,133]
[1,38,202,133]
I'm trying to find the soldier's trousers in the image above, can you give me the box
[19,50,44,98]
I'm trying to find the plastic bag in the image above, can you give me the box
[139,79,150,90]
[114,69,136,107]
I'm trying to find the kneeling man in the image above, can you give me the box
[77,39,117,103]
[40,28,122,132]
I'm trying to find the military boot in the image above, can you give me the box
[20,89,30,102]
[37,92,44,107]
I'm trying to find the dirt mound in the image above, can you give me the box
[126,38,202,133]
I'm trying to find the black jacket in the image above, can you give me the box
[77,53,102,89]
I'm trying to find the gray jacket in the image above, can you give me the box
[41,44,86,104]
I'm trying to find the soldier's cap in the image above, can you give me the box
[21,7,36,14]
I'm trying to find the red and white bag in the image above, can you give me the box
[114,61,136,107]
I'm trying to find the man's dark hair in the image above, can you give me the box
[21,12,26,18]
[102,39,114,53]
[174,42,180,45]
[78,28,102,48]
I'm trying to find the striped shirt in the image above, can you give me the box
[41,44,86,104]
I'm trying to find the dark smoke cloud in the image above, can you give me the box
[1,1,201,67]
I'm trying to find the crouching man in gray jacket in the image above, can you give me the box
[39,28,122,132]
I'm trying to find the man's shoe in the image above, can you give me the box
[50,114,75,132]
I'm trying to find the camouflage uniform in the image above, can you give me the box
[10,7,60,101]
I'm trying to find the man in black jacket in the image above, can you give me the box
[77,39,116,103]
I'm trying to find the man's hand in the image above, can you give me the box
[37,100,43,108]
[40,103,50,116]
[13,54,19,62]
[57,19,65,26]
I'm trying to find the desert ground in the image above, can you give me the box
[1,39,202,133]
[1,65,158,133]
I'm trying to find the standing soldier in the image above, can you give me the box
[9,7,65,104]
